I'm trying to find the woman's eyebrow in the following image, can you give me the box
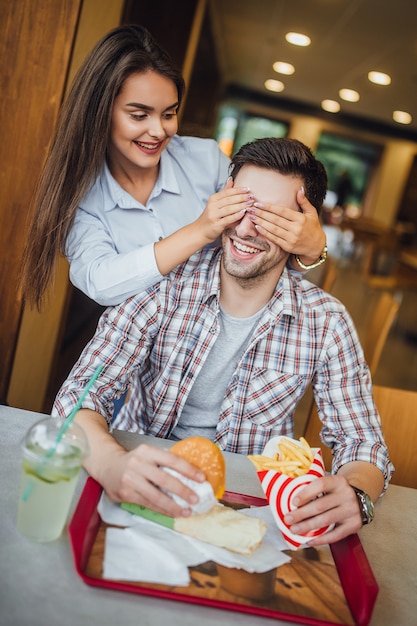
[125,101,179,111]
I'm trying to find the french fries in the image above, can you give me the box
[248,437,314,477]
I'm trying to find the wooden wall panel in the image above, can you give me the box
[0,0,82,403]
[122,0,199,69]
[5,0,124,411]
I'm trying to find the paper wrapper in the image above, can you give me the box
[254,436,334,549]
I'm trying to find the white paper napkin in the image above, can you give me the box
[98,494,291,584]
[103,527,191,584]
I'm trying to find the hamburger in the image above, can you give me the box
[170,436,267,555]
[170,436,226,499]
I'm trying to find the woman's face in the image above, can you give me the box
[108,70,179,173]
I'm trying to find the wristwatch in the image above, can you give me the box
[295,244,328,270]
[351,486,375,525]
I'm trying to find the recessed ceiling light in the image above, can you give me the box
[393,110,412,125]
[285,32,311,47]
[273,61,295,75]
[339,88,360,102]
[264,79,285,93]
[321,99,340,113]
[368,71,391,86]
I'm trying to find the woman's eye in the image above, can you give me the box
[130,113,147,121]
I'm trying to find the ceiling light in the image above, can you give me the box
[272,61,295,75]
[321,99,340,113]
[393,110,412,125]
[339,88,360,102]
[368,71,391,86]
[264,79,285,93]
[285,32,311,47]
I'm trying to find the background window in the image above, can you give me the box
[215,104,288,157]
[315,132,382,216]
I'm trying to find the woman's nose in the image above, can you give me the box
[148,117,165,138]
[235,212,258,238]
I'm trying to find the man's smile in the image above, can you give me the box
[229,234,267,259]
[232,239,260,254]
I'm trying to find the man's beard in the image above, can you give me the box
[221,230,281,287]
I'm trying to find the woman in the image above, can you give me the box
[21,24,326,309]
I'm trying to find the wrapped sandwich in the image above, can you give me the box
[122,436,267,555]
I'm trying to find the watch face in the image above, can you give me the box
[363,492,375,523]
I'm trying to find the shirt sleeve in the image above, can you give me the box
[66,210,162,306]
[52,292,158,423]
[313,312,394,491]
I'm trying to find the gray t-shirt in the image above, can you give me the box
[170,305,266,440]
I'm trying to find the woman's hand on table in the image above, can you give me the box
[102,444,206,518]
[283,474,362,546]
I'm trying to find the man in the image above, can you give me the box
[54,138,392,546]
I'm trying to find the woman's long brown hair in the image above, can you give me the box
[20,24,185,309]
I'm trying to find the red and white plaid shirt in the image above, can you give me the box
[53,247,393,488]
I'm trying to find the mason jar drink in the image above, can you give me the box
[17,417,88,542]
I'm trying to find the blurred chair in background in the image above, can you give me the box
[362,291,401,375]
[371,385,417,488]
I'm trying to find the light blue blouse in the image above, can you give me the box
[65,135,230,305]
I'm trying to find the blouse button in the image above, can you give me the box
[158,236,163,241]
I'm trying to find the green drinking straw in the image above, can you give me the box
[21,364,103,502]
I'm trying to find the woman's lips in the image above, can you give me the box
[134,140,163,154]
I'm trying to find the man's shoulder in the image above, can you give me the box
[171,247,220,282]
[297,278,347,314]
[124,248,219,312]
[157,248,220,300]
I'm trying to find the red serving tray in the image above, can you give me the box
[68,478,378,626]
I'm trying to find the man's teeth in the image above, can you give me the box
[233,240,259,254]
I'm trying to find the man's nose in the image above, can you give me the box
[235,212,258,238]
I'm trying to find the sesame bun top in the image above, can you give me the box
[170,436,226,499]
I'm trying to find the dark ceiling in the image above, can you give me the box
[209,0,417,136]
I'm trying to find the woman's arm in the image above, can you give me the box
[67,180,327,306]
[67,181,251,305]
[153,179,251,274]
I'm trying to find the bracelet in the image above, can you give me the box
[295,244,328,270]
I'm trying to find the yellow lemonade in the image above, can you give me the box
[17,437,84,542]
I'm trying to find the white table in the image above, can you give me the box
[1,405,416,626]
